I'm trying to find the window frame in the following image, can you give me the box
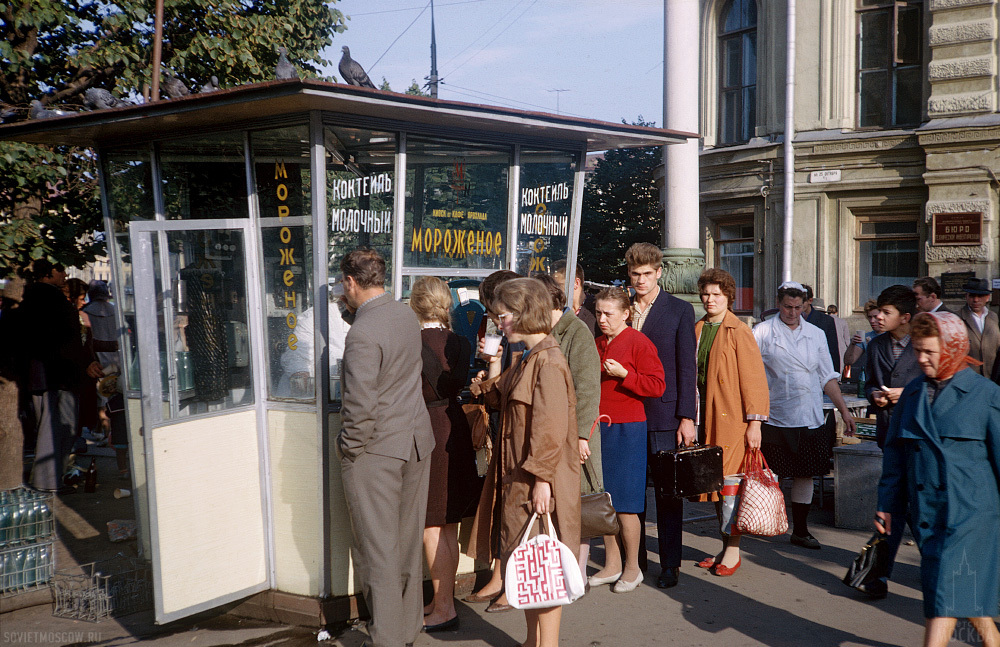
[717,0,758,146]
[853,210,920,310]
[712,216,755,315]
[855,0,923,129]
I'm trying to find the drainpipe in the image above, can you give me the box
[782,0,796,282]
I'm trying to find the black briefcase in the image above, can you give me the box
[652,443,724,498]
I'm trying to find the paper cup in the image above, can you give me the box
[483,333,502,356]
[113,488,131,499]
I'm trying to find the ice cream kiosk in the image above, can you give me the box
[0,80,691,624]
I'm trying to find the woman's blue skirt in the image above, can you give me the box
[599,420,648,514]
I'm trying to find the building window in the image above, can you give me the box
[716,220,754,313]
[718,0,757,145]
[857,0,922,128]
[856,216,919,306]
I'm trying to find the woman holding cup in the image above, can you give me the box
[588,286,665,593]
[468,277,580,647]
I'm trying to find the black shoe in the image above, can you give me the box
[422,616,459,633]
[790,533,821,550]
[861,578,888,600]
[657,567,679,589]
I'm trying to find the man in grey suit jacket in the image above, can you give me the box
[338,249,435,647]
[958,278,1000,379]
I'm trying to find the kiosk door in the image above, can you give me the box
[130,220,270,623]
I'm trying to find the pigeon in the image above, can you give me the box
[29,100,71,119]
[275,47,299,80]
[338,46,376,89]
[0,105,17,122]
[162,73,190,100]
[83,87,132,110]
[199,76,220,93]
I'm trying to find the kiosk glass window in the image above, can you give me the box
[404,138,509,271]
[103,146,155,391]
[159,133,249,219]
[516,150,576,277]
[251,126,315,401]
[154,228,255,418]
[325,126,397,403]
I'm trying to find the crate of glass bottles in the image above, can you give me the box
[0,487,55,548]
[52,555,152,622]
[0,539,55,595]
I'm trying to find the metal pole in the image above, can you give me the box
[150,0,165,101]
[428,0,439,98]
[781,0,796,282]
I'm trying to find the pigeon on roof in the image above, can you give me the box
[163,73,190,99]
[83,88,133,110]
[199,76,220,93]
[338,46,376,89]
[275,47,299,80]
[29,100,71,119]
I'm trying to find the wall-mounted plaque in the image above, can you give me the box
[932,212,982,246]
[941,271,976,299]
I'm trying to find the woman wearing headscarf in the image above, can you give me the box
[877,311,1000,647]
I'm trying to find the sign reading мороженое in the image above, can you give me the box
[932,212,982,246]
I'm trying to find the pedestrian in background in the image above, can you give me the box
[802,284,841,373]
[337,249,434,647]
[553,260,597,337]
[625,242,696,590]
[912,276,951,314]
[409,276,481,633]
[958,277,999,379]
[536,273,602,579]
[843,299,882,371]
[693,269,769,577]
[753,281,856,550]
[588,286,664,593]
[826,304,850,369]
[877,311,1000,647]
[468,277,580,647]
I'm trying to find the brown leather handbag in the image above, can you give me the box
[580,415,618,539]
[463,396,493,477]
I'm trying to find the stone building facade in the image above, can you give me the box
[692,0,1000,320]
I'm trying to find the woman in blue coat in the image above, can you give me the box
[876,311,1000,647]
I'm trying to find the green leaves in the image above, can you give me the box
[0,0,346,274]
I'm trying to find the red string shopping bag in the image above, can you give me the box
[505,512,585,609]
[734,449,789,537]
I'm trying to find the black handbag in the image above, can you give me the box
[651,443,724,499]
[843,532,890,591]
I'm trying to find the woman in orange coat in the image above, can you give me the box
[694,269,769,577]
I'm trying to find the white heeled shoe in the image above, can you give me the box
[612,572,644,593]
[587,570,622,587]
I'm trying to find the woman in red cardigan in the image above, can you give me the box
[588,287,665,593]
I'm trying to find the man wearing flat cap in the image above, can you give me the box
[958,277,999,378]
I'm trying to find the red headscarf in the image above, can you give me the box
[917,312,982,381]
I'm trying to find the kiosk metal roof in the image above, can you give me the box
[0,79,696,150]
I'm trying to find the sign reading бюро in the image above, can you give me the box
[932,212,982,246]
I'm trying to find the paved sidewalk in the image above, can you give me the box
[3,505,953,647]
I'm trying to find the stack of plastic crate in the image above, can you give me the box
[0,487,55,596]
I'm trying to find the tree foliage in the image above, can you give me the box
[579,119,662,285]
[0,0,347,276]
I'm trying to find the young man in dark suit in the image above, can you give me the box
[863,284,922,600]
[625,243,697,589]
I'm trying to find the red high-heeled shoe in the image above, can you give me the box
[711,559,741,577]
[696,557,716,569]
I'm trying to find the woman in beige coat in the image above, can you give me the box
[694,269,769,577]
[469,277,580,647]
